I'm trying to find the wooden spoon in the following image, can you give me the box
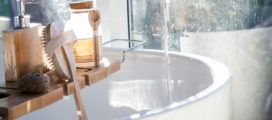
[88,10,101,67]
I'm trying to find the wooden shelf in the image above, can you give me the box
[0,83,64,120]
[64,59,121,95]
[0,59,121,120]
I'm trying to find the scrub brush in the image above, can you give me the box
[41,24,54,70]
[40,24,61,83]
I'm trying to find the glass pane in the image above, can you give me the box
[0,0,10,17]
[130,0,272,120]
[0,0,11,36]
[131,0,165,50]
[130,0,268,51]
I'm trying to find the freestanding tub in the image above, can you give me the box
[19,49,232,120]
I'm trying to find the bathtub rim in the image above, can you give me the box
[103,48,232,120]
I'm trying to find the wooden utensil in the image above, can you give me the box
[88,10,101,67]
[47,22,70,79]
[45,22,88,120]
[62,42,88,120]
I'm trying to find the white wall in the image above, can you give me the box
[97,0,128,42]
[0,17,11,84]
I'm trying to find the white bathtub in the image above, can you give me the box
[19,49,232,120]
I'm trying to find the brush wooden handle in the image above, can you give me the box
[46,30,88,120]
[62,45,88,120]
[45,30,77,79]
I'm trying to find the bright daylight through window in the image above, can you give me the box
[129,0,266,51]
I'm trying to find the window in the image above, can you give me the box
[128,1,272,120]
[0,0,10,17]
[129,0,264,51]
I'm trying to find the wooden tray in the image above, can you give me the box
[0,82,63,120]
[0,59,121,120]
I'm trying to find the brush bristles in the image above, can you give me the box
[41,25,55,70]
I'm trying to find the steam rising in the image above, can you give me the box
[26,0,71,27]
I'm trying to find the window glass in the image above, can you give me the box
[0,0,11,36]
[0,0,10,16]
[130,0,269,51]
[130,1,272,120]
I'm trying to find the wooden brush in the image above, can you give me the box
[44,22,88,120]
